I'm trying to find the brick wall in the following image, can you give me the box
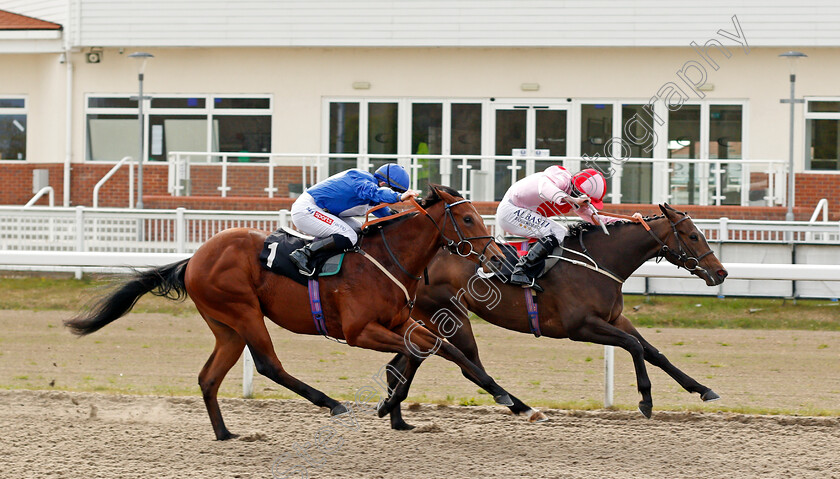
[796,173,840,220]
[0,162,835,220]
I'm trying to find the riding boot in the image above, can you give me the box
[509,235,559,287]
[289,235,348,276]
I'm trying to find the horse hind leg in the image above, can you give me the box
[236,314,346,416]
[613,315,720,402]
[198,318,245,440]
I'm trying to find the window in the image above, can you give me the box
[328,102,360,175]
[0,97,27,161]
[805,100,840,171]
[620,104,654,204]
[666,103,745,205]
[85,95,272,162]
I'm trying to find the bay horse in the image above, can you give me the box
[381,204,728,429]
[65,185,514,440]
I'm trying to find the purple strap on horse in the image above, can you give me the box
[307,279,328,336]
[524,289,541,337]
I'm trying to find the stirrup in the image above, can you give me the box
[290,249,315,277]
[510,273,543,292]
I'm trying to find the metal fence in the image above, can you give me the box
[1,205,839,297]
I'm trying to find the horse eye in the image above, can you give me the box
[463,215,473,224]
[689,233,698,241]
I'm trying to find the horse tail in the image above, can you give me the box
[64,258,190,336]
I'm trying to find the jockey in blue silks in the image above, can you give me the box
[289,163,417,275]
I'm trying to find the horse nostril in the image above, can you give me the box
[717,269,728,278]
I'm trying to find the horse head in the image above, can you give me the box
[422,184,504,265]
[656,203,728,286]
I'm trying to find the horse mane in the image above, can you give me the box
[420,183,463,208]
[565,214,665,239]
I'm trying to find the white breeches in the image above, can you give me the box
[290,192,363,243]
[496,200,568,240]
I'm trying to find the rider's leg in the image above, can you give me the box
[289,233,354,275]
[289,194,357,275]
[509,235,558,286]
[509,220,568,287]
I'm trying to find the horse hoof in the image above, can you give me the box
[391,420,416,431]
[330,404,349,416]
[638,402,652,419]
[701,390,721,402]
[494,394,514,406]
[377,402,392,418]
[217,431,239,441]
[524,409,549,423]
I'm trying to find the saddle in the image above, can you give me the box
[258,227,346,286]
[477,241,563,285]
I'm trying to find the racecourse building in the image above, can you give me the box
[1,1,839,219]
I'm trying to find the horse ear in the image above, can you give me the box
[659,203,671,216]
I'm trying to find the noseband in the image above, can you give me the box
[648,214,714,274]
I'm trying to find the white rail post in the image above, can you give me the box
[242,346,254,398]
[604,345,614,408]
[74,206,85,279]
[175,207,186,253]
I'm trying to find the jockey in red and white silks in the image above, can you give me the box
[496,166,616,287]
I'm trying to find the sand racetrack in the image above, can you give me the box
[1,309,839,478]
[2,389,839,479]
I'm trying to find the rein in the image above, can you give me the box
[354,195,494,312]
[567,209,715,282]
[598,209,715,275]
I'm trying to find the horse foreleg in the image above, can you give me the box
[441,316,543,421]
[383,353,418,430]
[351,320,514,418]
[198,319,246,440]
[613,314,720,402]
[570,316,654,418]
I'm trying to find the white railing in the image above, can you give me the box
[168,151,324,198]
[25,187,55,208]
[2,207,838,257]
[93,156,135,208]
[809,198,829,223]
[164,151,788,206]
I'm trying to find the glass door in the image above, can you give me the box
[493,104,568,200]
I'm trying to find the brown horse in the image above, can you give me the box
[381,204,728,429]
[65,185,513,440]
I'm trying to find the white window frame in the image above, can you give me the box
[84,93,273,163]
[0,96,28,162]
[804,97,840,174]
[662,99,750,205]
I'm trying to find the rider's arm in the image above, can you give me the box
[576,207,620,225]
[356,180,401,204]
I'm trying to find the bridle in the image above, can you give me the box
[361,196,496,277]
[430,198,496,260]
[648,213,714,274]
[581,209,716,281]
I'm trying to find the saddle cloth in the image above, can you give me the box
[478,241,562,283]
[258,227,345,286]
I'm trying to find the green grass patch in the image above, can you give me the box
[0,275,198,316]
[2,274,837,330]
[623,295,840,331]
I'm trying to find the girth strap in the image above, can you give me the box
[524,288,541,337]
[307,278,328,336]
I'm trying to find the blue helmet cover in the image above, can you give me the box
[373,163,410,193]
